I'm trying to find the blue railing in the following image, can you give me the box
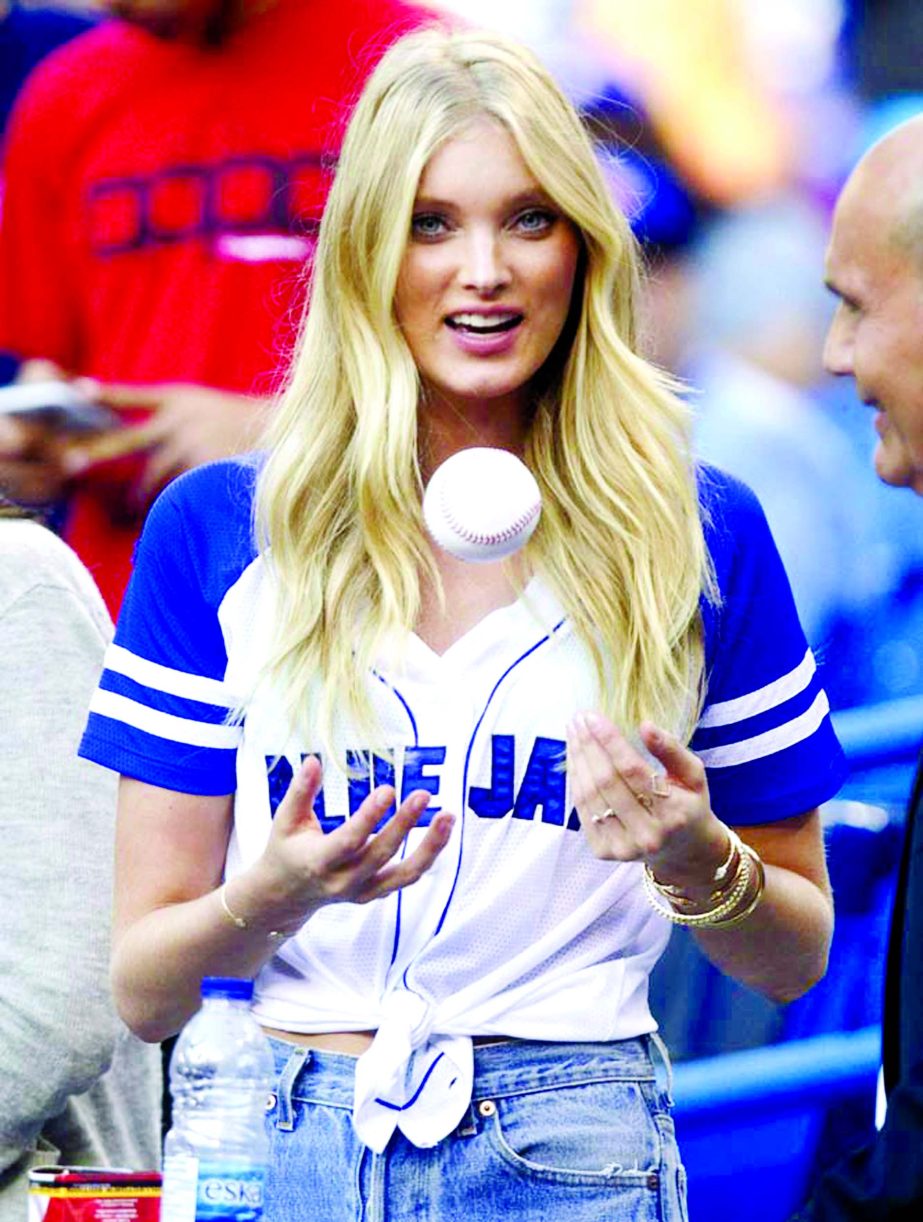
[673,1027,881,1222]
[833,694,923,769]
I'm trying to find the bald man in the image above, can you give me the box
[793,113,923,1221]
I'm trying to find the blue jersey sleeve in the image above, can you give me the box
[79,458,260,795]
[693,466,847,825]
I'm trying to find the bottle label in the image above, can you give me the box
[195,1164,265,1221]
[161,1157,265,1222]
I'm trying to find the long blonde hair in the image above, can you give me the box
[257,27,712,745]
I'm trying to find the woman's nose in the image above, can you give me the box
[460,230,511,296]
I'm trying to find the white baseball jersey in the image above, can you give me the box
[80,457,845,1152]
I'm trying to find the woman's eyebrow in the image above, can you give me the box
[412,188,554,210]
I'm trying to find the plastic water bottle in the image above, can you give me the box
[160,977,275,1222]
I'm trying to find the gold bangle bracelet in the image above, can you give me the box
[642,851,753,927]
[704,848,767,929]
[218,882,293,944]
[642,839,766,928]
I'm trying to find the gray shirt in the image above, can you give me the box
[0,518,160,1222]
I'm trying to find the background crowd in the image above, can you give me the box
[4,0,923,707]
[1,2,921,1220]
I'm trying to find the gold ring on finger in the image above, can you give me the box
[591,807,618,824]
[649,773,670,798]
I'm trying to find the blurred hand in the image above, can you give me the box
[567,711,729,888]
[247,757,456,932]
[68,382,273,506]
[1,366,273,513]
[0,360,74,504]
[0,412,69,504]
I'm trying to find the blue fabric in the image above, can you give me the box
[81,457,259,794]
[263,1036,687,1222]
[0,4,96,134]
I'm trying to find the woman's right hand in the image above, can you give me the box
[245,756,455,932]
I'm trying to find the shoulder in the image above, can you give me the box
[697,463,769,551]
[150,453,260,520]
[697,462,784,602]
[5,3,97,49]
[0,517,109,629]
[695,462,808,692]
[134,455,261,608]
[7,20,153,136]
[320,0,431,34]
[0,3,96,103]
[308,0,433,72]
[147,453,260,524]
[271,0,426,47]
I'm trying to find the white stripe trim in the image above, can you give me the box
[699,649,815,729]
[697,690,830,769]
[89,689,242,750]
[105,643,233,707]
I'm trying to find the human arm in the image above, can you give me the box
[112,757,454,1042]
[567,713,833,1003]
[0,535,122,1173]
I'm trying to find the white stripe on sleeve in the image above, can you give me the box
[698,649,815,729]
[105,642,234,707]
[697,690,830,769]
[89,688,242,750]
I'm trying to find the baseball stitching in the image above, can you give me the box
[440,484,540,546]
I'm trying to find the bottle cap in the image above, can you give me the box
[200,976,254,1001]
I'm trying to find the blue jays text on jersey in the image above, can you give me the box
[264,734,579,832]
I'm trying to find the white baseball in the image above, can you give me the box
[422,448,542,564]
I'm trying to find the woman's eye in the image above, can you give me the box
[411,213,448,239]
[514,209,555,234]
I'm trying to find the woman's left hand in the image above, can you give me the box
[566,711,729,887]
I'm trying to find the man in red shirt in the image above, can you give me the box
[0,0,425,613]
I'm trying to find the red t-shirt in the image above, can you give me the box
[0,0,424,612]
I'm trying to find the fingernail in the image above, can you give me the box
[584,712,605,733]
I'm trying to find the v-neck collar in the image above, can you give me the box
[397,577,567,680]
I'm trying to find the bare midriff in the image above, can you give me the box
[260,1028,511,1055]
[260,1028,376,1055]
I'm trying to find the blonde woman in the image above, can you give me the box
[80,27,845,1222]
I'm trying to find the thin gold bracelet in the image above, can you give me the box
[650,826,743,906]
[218,882,293,944]
[704,848,767,929]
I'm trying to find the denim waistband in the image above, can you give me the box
[267,1035,661,1120]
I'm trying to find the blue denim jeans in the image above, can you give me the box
[263,1035,687,1222]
